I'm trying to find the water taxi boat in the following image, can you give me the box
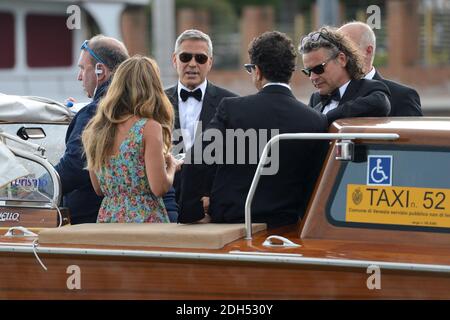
[1,95,450,299]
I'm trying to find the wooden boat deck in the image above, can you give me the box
[1,224,450,267]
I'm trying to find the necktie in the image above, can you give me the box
[180,88,202,102]
[320,89,341,106]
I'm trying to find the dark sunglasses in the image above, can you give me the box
[80,40,106,64]
[301,55,337,77]
[179,52,209,64]
[299,30,339,52]
[243,63,256,74]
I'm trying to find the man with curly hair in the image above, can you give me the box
[299,27,391,125]
[179,31,328,227]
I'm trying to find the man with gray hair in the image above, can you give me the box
[165,29,237,214]
[339,21,422,116]
[300,27,391,125]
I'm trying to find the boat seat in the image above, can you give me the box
[38,223,267,249]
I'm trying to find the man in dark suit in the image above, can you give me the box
[179,31,328,227]
[299,27,391,125]
[339,21,422,116]
[165,29,237,217]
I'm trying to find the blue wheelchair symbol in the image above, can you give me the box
[367,156,392,186]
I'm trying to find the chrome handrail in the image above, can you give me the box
[244,133,400,240]
[0,131,46,156]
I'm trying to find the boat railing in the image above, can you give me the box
[244,132,400,240]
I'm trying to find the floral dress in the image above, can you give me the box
[96,118,169,223]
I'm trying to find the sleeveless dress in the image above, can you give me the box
[96,118,169,223]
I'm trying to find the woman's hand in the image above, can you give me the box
[165,153,183,173]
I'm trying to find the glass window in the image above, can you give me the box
[0,123,68,206]
[0,12,15,69]
[26,14,73,67]
[327,144,450,233]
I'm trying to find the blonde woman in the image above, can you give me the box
[82,55,180,223]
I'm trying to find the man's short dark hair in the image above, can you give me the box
[248,31,296,83]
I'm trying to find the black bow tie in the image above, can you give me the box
[320,89,341,106]
[180,88,202,102]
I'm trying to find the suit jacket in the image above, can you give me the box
[179,85,328,227]
[308,78,391,125]
[165,81,238,204]
[373,71,422,117]
[55,82,108,224]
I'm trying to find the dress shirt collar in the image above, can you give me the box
[263,82,291,90]
[177,80,207,102]
[338,80,351,99]
[364,67,376,80]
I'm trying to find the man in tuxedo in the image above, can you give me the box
[339,21,422,116]
[165,29,237,218]
[300,27,391,125]
[179,31,328,227]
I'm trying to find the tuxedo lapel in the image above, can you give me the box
[166,85,181,130]
[314,102,325,112]
[198,82,218,132]
[166,85,185,152]
[339,79,360,105]
[310,92,325,112]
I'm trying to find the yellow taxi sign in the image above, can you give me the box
[346,184,450,228]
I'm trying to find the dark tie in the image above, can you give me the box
[320,88,341,106]
[320,89,341,106]
[330,89,341,102]
[180,88,202,102]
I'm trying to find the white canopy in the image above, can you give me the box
[0,141,29,188]
[0,93,73,123]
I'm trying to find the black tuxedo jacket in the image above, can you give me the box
[165,81,237,203]
[179,85,328,227]
[308,78,391,125]
[373,71,422,116]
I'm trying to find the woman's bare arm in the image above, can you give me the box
[89,170,103,196]
[143,120,178,197]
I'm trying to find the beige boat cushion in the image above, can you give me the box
[38,223,267,249]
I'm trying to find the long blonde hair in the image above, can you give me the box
[82,55,174,172]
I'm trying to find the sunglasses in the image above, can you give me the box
[299,30,339,52]
[80,40,106,64]
[301,55,337,77]
[179,52,209,64]
[243,63,256,74]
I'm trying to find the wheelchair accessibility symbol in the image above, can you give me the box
[367,155,392,186]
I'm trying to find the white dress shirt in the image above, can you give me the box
[364,67,376,80]
[322,80,351,115]
[177,80,207,150]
